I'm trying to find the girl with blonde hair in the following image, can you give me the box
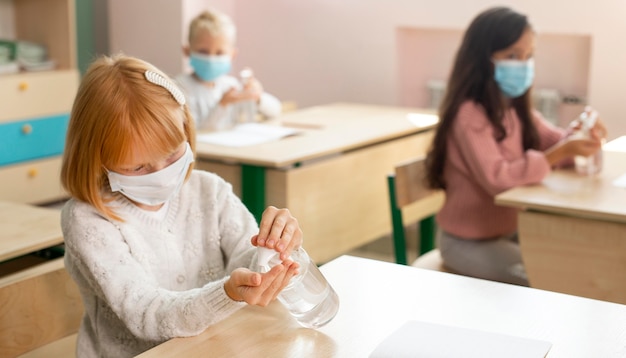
[61,54,301,357]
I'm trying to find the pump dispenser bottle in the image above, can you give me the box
[572,107,602,176]
[256,247,339,328]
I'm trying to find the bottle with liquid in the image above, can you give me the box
[256,246,340,329]
[571,107,602,176]
[239,67,258,123]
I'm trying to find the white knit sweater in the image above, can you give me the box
[62,170,259,357]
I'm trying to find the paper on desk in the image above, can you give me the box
[369,320,551,358]
[197,123,300,147]
[612,173,626,188]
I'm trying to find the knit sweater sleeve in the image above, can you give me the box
[451,102,552,196]
[62,195,250,342]
[258,92,282,118]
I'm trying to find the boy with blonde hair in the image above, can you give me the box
[176,9,281,131]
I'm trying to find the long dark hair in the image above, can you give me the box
[425,7,540,190]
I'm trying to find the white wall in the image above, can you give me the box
[108,0,626,138]
[0,0,15,38]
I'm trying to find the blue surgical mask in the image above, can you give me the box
[189,53,231,82]
[493,59,535,98]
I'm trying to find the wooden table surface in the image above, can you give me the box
[0,201,63,262]
[495,150,626,223]
[195,102,438,168]
[495,146,626,304]
[194,102,439,262]
[138,256,626,358]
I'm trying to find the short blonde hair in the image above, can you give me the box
[61,54,197,221]
[188,9,236,44]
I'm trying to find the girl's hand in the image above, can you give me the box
[224,262,298,305]
[251,206,303,261]
[590,117,608,142]
[564,137,602,157]
[545,137,601,165]
[569,106,607,141]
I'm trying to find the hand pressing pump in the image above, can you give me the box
[256,246,339,328]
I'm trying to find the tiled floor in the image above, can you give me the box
[345,223,421,265]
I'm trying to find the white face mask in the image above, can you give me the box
[107,142,194,206]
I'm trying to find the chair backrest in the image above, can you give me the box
[388,157,444,264]
[394,157,437,207]
[0,258,83,357]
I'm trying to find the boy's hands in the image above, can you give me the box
[218,77,263,106]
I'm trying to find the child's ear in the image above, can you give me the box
[182,45,191,57]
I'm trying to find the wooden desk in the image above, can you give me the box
[138,256,626,358]
[496,149,626,304]
[0,201,63,263]
[195,103,438,262]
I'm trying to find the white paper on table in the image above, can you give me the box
[369,320,552,358]
[612,173,626,188]
[197,123,300,147]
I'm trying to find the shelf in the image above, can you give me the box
[5,0,76,71]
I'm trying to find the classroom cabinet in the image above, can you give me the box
[0,0,79,204]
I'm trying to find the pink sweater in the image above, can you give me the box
[437,101,566,239]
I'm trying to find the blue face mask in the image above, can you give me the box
[493,59,535,98]
[189,53,231,82]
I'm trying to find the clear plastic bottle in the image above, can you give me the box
[571,108,602,176]
[239,68,258,123]
[256,246,339,329]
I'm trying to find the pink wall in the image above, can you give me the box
[229,0,626,138]
[108,0,235,77]
[396,28,590,127]
[109,0,626,138]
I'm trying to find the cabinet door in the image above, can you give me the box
[0,70,79,123]
[0,114,69,166]
[0,157,66,204]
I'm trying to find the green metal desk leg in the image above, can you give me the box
[419,215,436,255]
[387,176,408,265]
[241,164,266,223]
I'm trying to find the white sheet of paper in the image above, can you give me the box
[369,320,552,358]
[197,123,300,147]
[612,173,626,188]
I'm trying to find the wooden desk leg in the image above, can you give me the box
[241,164,265,223]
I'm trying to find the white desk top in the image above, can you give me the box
[194,102,437,167]
[138,256,626,357]
[496,149,626,223]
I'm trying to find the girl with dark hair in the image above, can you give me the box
[424,7,606,285]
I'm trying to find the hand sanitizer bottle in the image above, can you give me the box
[572,108,602,176]
[239,68,258,123]
[256,246,340,329]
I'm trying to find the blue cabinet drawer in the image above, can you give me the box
[0,114,69,166]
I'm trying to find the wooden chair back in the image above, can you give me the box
[388,157,445,265]
[394,157,438,207]
[0,258,83,357]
